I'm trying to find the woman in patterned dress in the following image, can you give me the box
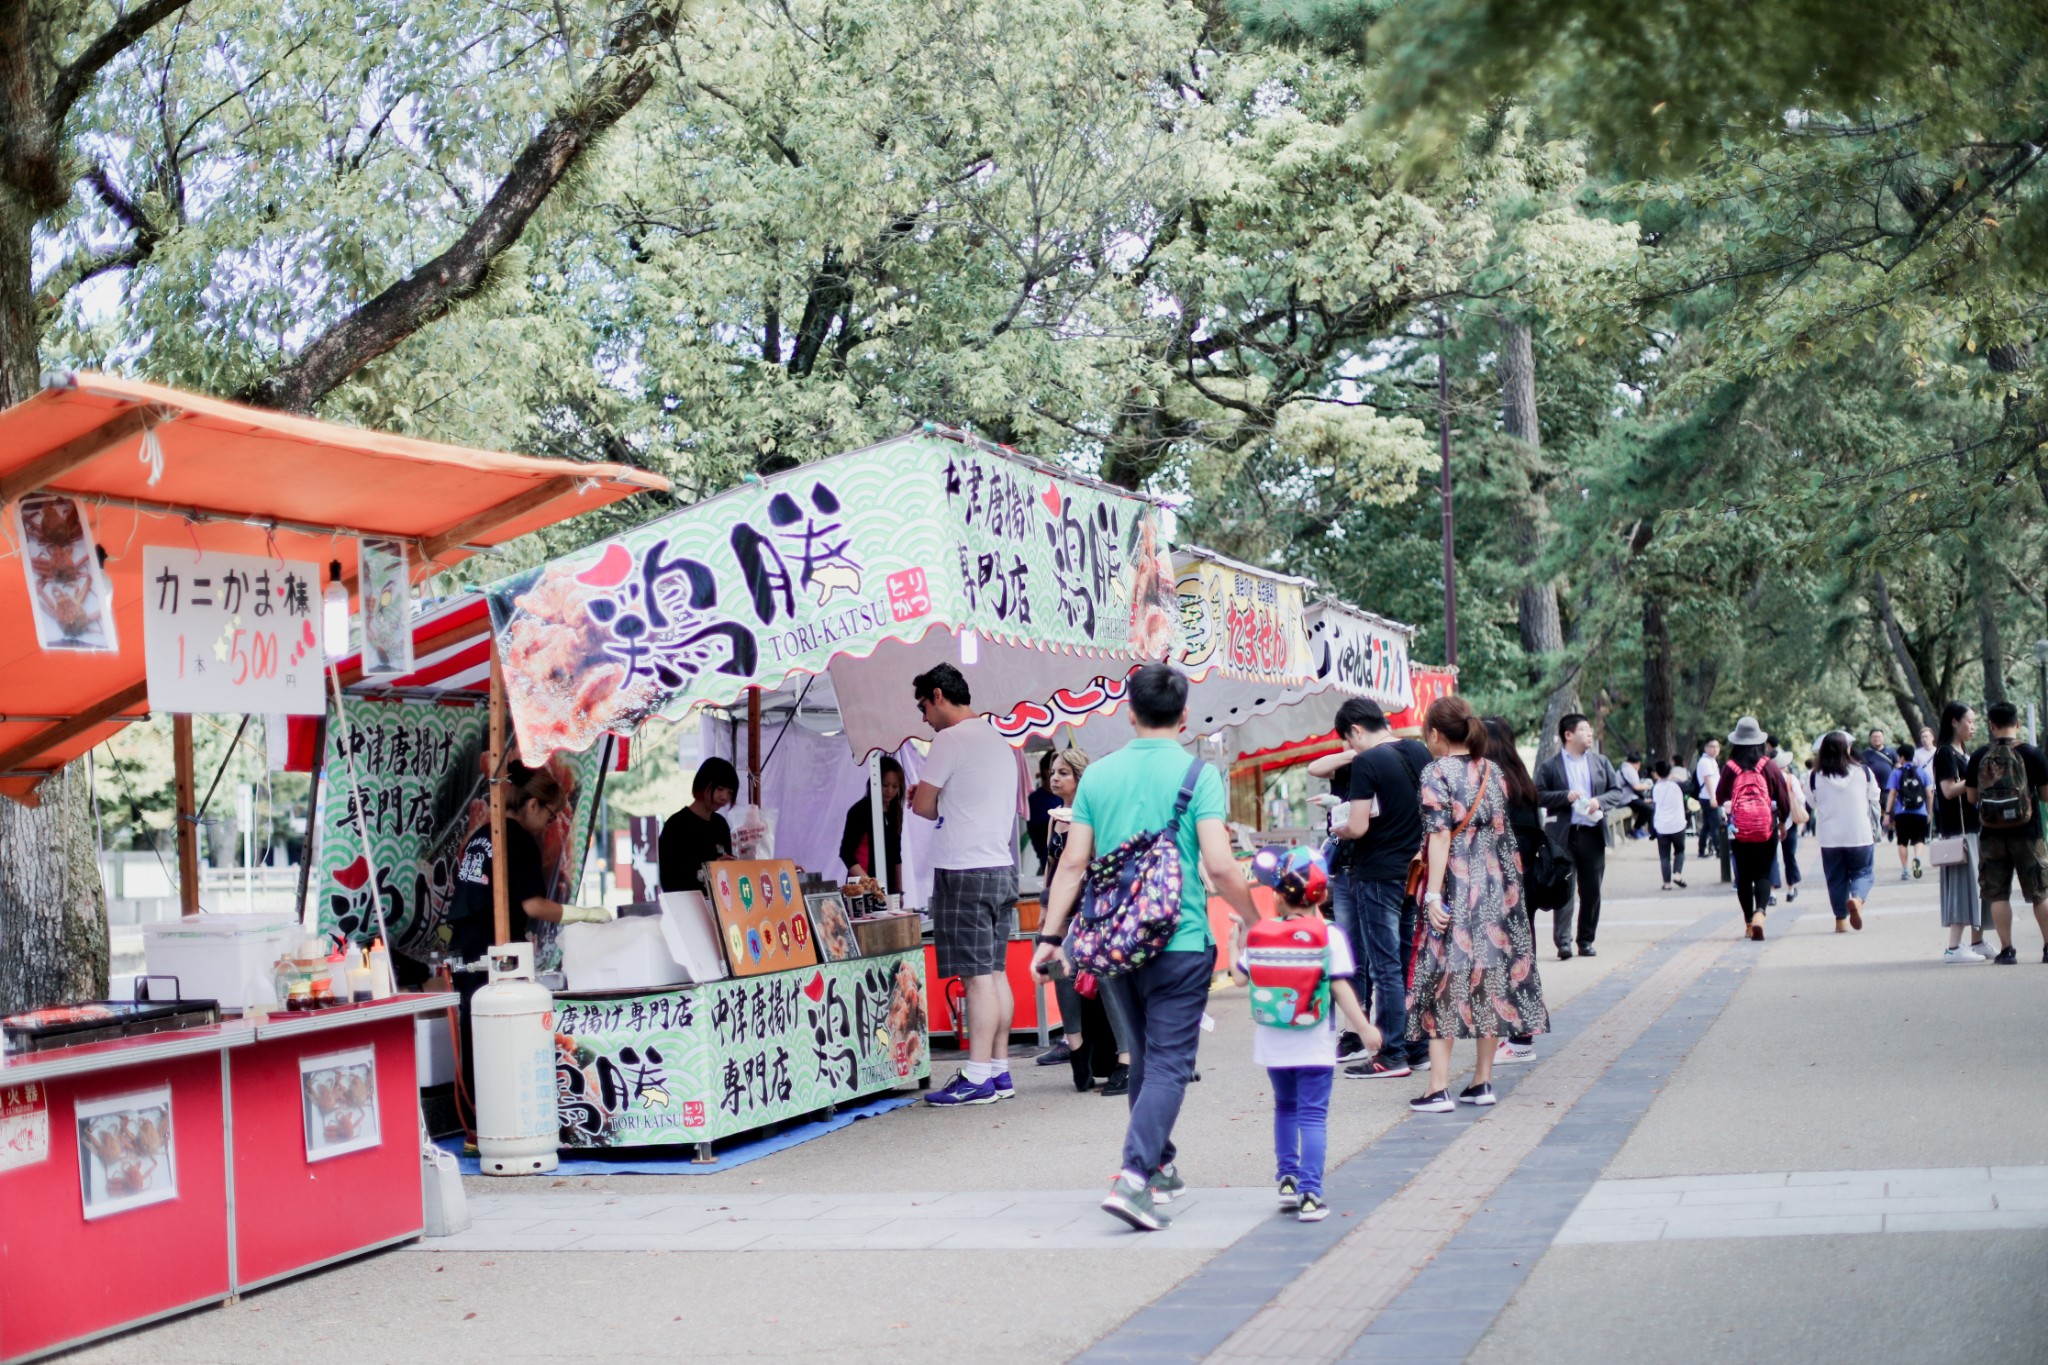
[1406,695,1551,1113]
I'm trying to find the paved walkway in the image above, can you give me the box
[55,842,2048,1364]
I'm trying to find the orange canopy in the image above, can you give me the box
[0,373,669,802]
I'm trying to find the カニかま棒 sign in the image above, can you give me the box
[142,546,324,715]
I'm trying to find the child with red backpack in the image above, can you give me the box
[1716,717,1794,940]
[1230,846,1381,1223]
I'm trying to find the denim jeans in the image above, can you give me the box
[1342,870,1422,1064]
[1269,1066,1334,1196]
[1821,844,1876,920]
[1772,825,1804,889]
[1100,949,1211,1177]
[1657,833,1686,883]
[1058,925,1136,1067]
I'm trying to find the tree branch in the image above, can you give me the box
[248,48,667,412]
[47,0,198,127]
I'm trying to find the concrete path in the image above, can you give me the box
[52,840,2048,1364]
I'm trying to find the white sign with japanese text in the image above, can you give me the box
[142,546,326,715]
[0,1082,50,1172]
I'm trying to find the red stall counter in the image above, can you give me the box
[0,994,450,1365]
[230,998,446,1290]
[0,1027,238,1364]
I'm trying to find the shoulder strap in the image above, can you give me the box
[1168,757,1206,834]
[1451,760,1490,841]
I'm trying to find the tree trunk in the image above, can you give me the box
[1641,593,1678,763]
[1498,317,1577,763]
[1871,571,1936,733]
[1967,539,2008,703]
[0,767,109,1013]
[0,204,110,1010]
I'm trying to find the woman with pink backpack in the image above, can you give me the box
[1717,717,1794,940]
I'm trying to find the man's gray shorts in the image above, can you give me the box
[932,866,1018,978]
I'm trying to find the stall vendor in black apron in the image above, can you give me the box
[659,758,739,894]
[447,761,614,1115]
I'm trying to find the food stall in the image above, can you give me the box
[0,374,663,1364]
[473,424,1182,1147]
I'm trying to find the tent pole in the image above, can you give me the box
[173,714,199,914]
[746,686,762,805]
[489,639,510,949]
[292,717,328,929]
[868,750,889,899]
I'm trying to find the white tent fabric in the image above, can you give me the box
[701,710,938,908]
[1013,598,1418,763]
[825,625,1134,759]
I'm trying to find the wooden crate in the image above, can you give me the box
[853,913,922,955]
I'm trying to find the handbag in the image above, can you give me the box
[1929,836,1968,868]
[1067,757,1206,979]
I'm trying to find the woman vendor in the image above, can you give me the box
[660,757,739,894]
[446,761,613,1109]
[839,755,905,889]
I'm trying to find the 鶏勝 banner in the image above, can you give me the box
[486,432,1176,762]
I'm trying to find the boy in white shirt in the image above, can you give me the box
[1652,759,1689,890]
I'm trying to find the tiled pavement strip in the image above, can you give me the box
[1075,906,1736,1364]
[1199,911,1764,1365]
[1554,1165,2048,1244]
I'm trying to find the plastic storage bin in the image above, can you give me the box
[559,915,691,992]
[140,913,298,1011]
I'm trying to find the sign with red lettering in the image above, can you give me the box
[142,546,325,715]
[886,568,933,622]
[0,1082,49,1172]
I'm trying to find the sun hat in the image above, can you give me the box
[1727,715,1767,746]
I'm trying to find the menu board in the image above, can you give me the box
[705,859,819,978]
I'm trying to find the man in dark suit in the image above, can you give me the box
[1535,713,1636,959]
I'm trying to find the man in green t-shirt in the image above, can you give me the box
[1033,663,1259,1232]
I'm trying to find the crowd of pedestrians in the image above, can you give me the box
[928,653,2048,1234]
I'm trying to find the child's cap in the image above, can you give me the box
[1253,844,1328,907]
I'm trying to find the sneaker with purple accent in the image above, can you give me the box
[991,1071,1015,1099]
[925,1073,999,1107]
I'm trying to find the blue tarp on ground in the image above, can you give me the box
[436,1094,917,1176]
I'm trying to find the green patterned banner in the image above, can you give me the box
[552,951,929,1147]
[313,700,606,967]
[486,430,1177,762]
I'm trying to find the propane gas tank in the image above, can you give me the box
[471,942,558,1175]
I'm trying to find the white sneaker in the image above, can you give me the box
[1967,942,1993,959]
[1943,946,1989,964]
[1494,1039,1535,1064]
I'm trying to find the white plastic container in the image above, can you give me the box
[140,913,297,1011]
[416,1014,456,1088]
[559,916,689,992]
[658,891,730,983]
[471,942,558,1176]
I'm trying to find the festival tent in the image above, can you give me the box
[985,552,1416,764]
[0,372,666,805]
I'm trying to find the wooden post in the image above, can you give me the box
[173,714,199,914]
[488,640,510,948]
[746,685,762,805]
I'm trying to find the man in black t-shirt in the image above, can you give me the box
[1965,701,2048,964]
[1317,698,1431,1078]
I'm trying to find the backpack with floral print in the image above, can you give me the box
[1068,759,1205,979]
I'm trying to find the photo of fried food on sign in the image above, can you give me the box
[708,859,817,978]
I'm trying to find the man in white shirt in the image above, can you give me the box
[1695,738,1724,870]
[1534,714,1633,958]
[910,663,1024,1107]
